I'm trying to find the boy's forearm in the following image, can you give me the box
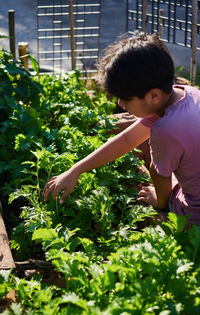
[74,120,150,175]
[149,162,172,209]
[75,134,131,174]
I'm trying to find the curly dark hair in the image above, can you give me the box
[96,32,174,99]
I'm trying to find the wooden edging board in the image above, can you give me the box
[0,202,15,269]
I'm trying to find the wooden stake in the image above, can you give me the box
[18,42,29,71]
[159,9,164,39]
[142,0,148,33]
[8,10,16,58]
[68,0,76,69]
[190,0,198,84]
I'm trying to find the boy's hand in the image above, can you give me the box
[137,184,158,208]
[43,167,80,204]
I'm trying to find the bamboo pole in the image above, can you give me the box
[8,10,16,58]
[142,0,148,33]
[68,0,76,69]
[190,0,198,84]
[18,42,29,71]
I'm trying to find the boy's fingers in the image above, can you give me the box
[43,174,76,203]
[137,189,148,196]
[137,195,150,204]
[43,182,56,202]
[43,178,56,198]
[51,184,64,201]
[44,177,57,190]
[44,188,53,202]
[137,185,152,195]
[60,186,74,204]
[137,196,145,202]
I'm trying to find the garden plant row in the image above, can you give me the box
[0,48,200,314]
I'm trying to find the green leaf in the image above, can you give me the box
[32,228,58,242]
[176,262,193,274]
[163,212,189,233]
[57,292,88,310]
[29,54,40,75]
[8,303,24,315]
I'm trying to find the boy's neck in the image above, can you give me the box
[157,86,184,117]
[168,86,184,106]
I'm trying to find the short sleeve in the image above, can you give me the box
[150,127,184,177]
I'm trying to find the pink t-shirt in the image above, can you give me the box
[140,85,200,225]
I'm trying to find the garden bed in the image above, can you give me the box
[0,111,150,270]
[1,50,200,314]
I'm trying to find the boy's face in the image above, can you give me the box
[118,96,154,118]
[118,89,164,118]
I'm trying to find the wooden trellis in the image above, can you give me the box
[36,0,101,76]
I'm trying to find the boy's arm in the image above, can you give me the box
[149,162,172,209]
[76,119,150,173]
[43,120,150,203]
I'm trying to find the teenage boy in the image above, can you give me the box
[44,32,200,224]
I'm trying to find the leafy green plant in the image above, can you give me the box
[3,216,200,314]
[1,48,200,314]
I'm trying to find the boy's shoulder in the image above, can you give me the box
[154,84,200,134]
[172,85,200,111]
[179,84,200,99]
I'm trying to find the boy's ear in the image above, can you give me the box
[147,89,162,104]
